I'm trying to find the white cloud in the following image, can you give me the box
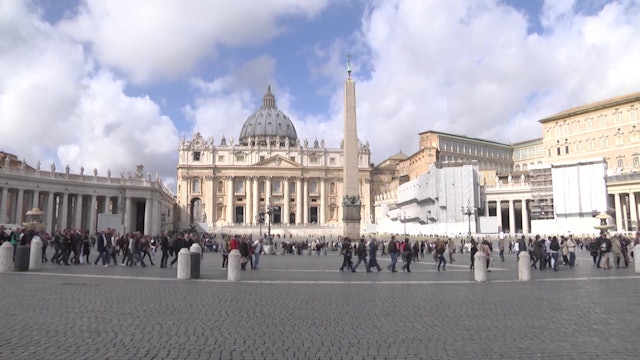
[330,0,640,163]
[0,2,179,184]
[60,0,329,83]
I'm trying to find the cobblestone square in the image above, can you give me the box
[1,248,639,359]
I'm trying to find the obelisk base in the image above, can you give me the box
[342,204,362,240]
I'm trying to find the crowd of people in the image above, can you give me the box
[2,225,639,274]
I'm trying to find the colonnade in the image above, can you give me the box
[1,166,174,235]
[485,198,530,235]
[612,191,639,232]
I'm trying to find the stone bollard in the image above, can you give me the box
[14,245,30,271]
[0,242,14,272]
[228,249,241,282]
[190,243,202,279]
[518,251,531,281]
[177,248,191,280]
[634,244,640,274]
[474,252,487,282]
[29,236,43,271]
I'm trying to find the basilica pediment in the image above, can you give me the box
[254,155,301,168]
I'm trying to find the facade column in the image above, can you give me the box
[0,187,8,223]
[143,197,151,235]
[496,200,502,232]
[622,195,629,231]
[245,177,252,224]
[614,193,623,231]
[629,192,638,231]
[252,177,259,224]
[89,195,97,234]
[60,193,69,230]
[15,188,24,224]
[485,199,489,217]
[283,177,290,225]
[74,194,83,229]
[296,177,303,224]
[521,199,529,234]
[45,192,55,234]
[303,178,309,225]
[320,179,326,224]
[226,177,234,224]
[265,177,272,207]
[508,199,516,234]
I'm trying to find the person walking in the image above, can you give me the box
[94,229,109,267]
[436,239,446,271]
[567,235,576,268]
[401,238,412,272]
[338,238,353,272]
[469,239,478,270]
[387,236,398,272]
[253,238,263,270]
[352,238,370,272]
[160,232,170,268]
[367,238,382,272]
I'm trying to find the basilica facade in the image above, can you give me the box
[176,86,373,234]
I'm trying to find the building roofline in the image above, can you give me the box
[538,91,640,124]
[418,130,512,148]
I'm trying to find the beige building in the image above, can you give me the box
[539,92,640,232]
[176,86,373,235]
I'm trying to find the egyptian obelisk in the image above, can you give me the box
[342,55,361,239]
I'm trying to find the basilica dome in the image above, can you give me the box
[239,85,298,146]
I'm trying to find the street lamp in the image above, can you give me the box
[402,211,407,236]
[461,199,476,236]
[256,214,265,238]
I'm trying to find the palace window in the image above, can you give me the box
[191,178,201,193]
[310,180,318,194]
[235,154,245,162]
[273,180,282,194]
[234,180,244,193]
[614,110,622,125]
[630,107,638,122]
[586,119,593,130]
[217,155,224,162]
[330,157,336,165]
[617,158,624,169]
[633,156,639,169]
[309,156,318,164]
[599,115,607,127]
[600,137,609,148]
[217,180,224,194]
[192,152,201,161]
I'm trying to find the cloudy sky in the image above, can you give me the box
[2,0,639,192]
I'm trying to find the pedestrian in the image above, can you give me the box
[253,238,263,270]
[221,239,229,269]
[567,235,576,267]
[352,238,370,272]
[401,238,412,272]
[338,238,353,272]
[367,238,382,272]
[160,232,170,268]
[469,239,478,270]
[550,236,560,271]
[94,229,109,267]
[436,239,446,271]
[387,236,398,272]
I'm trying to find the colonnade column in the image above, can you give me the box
[508,200,516,234]
[0,187,8,223]
[143,197,151,235]
[521,199,529,235]
[46,193,55,234]
[629,192,638,231]
[124,196,132,234]
[227,177,234,224]
[496,200,502,232]
[614,193,623,231]
[245,177,252,224]
[89,195,97,234]
[15,189,24,224]
[320,179,326,225]
[283,177,290,225]
[296,177,303,224]
[74,194,83,229]
[32,190,40,209]
[60,193,69,230]
[151,198,159,235]
[303,178,309,225]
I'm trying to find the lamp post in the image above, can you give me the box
[461,200,475,236]
[256,214,264,238]
[402,211,407,236]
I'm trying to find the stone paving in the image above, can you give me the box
[1,247,639,359]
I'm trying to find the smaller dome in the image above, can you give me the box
[239,85,298,146]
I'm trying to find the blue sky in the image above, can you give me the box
[2,0,640,192]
